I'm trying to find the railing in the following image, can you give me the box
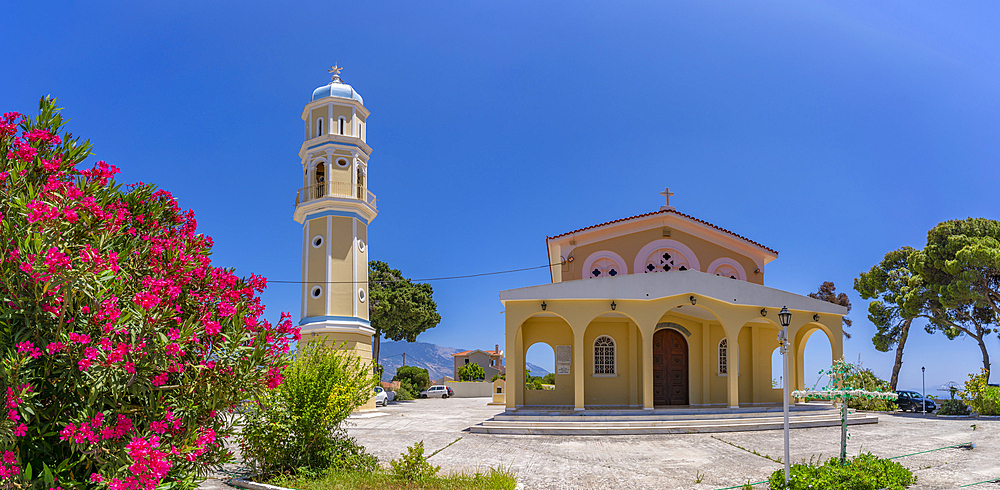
[295,181,377,209]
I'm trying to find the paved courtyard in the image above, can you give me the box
[202,397,1000,489]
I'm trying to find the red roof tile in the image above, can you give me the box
[546,208,778,255]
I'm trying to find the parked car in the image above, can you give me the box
[386,389,396,402]
[419,385,450,399]
[374,386,389,407]
[895,390,936,412]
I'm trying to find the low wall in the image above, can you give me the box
[445,381,493,398]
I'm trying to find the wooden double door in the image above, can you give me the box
[653,329,689,405]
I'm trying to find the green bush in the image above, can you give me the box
[937,398,971,416]
[491,374,506,382]
[458,362,485,381]
[393,365,432,391]
[767,453,914,490]
[390,441,441,481]
[962,370,1000,416]
[393,379,418,400]
[844,368,897,411]
[238,339,377,476]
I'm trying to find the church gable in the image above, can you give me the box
[546,206,777,285]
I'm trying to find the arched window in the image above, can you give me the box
[590,257,621,278]
[643,248,690,273]
[313,162,325,198]
[718,338,728,374]
[339,117,346,135]
[707,258,747,281]
[316,118,323,137]
[593,335,616,375]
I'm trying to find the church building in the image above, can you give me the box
[501,191,846,410]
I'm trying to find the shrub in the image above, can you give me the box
[393,365,431,391]
[458,362,485,381]
[961,370,1000,416]
[0,98,298,488]
[491,373,506,382]
[767,452,914,490]
[238,339,377,476]
[937,398,970,416]
[844,367,897,411]
[393,379,418,400]
[389,441,440,481]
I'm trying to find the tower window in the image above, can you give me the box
[358,288,366,302]
[310,286,323,299]
[311,235,324,248]
[339,117,345,135]
[316,118,323,137]
[356,166,364,199]
[313,162,325,198]
[337,158,348,168]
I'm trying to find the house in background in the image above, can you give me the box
[453,345,505,380]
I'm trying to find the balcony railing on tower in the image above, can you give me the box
[295,181,377,208]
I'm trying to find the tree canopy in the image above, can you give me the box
[908,218,1000,379]
[368,261,441,376]
[854,246,925,390]
[457,362,485,381]
[392,366,431,392]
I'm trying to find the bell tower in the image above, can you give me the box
[293,65,377,365]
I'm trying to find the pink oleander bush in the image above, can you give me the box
[0,97,300,489]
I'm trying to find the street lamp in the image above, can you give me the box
[778,306,792,486]
[922,366,926,414]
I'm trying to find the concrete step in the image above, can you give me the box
[493,409,843,422]
[503,404,833,418]
[484,413,869,427]
[470,414,879,435]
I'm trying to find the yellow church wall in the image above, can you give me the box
[520,317,574,407]
[738,327,753,403]
[355,221,368,320]
[583,320,635,406]
[305,217,328,318]
[327,217,355,317]
[563,227,762,285]
[328,158,352,186]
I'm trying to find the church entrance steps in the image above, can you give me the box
[470,406,879,435]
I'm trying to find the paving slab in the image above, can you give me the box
[199,397,1000,489]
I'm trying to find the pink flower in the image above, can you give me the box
[16,341,41,359]
[134,291,160,310]
[90,473,103,483]
[46,342,65,354]
[13,423,27,437]
[2,450,15,464]
[151,372,169,386]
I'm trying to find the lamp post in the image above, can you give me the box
[922,366,926,414]
[778,306,792,486]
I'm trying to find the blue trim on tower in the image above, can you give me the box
[303,209,370,224]
[300,315,371,327]
[305,140,369,154]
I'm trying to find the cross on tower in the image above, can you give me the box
[329,64,343,82]
[660,187,675,211]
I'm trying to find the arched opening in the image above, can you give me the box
[316,118,323,137]
[356,166,365,199]
[525,342,555,391]
[339,117,346,135]
[799,327,834,390]
[771,347,783,389]
[313,162,326,198]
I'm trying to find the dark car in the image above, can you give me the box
[446,386,454,397]
[895,390,936,412]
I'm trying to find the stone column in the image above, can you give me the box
[752,325,761,404]
[702,322,712,405]
[642,332,654,409]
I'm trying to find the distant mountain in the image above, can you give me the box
[377,340,548,382]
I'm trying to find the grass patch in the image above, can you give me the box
[767,452,914,490]
[267,465,517,490]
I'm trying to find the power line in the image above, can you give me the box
[267,262,562,285]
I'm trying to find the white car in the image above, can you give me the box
[419,385,452,399]
[374,386,389,406]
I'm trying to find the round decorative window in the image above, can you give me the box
[311,235,324,248]
[337,158,349,168]
[310,286,323,298]
[358,288,366,303]
[358,239,366,252]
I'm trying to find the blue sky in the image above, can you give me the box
[3,1,999,392]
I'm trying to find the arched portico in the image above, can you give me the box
[792,322,840,395]
[501,271,848,411]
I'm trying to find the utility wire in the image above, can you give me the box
[266,262,563,285]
